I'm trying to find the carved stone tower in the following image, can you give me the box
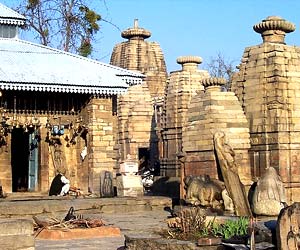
[111,20,167,167]
[182,77,251,183]
[161,56,209,177]
[110,19,167,97]
[231,16,300,200]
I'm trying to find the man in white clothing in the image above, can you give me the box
[49,172,70,196]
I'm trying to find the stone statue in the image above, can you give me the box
[100,170,114,197]
[222,189,234,212]
[184,175,223,209]
[214,131,252,216]
[277,202,300,250]
[251,166,286,216]
[214,131,238,172]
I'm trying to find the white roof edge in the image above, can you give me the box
[0,3,26,24]
[0,82,128,95]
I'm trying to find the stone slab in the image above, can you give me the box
[0,218,33,235]
[0,234,35,250]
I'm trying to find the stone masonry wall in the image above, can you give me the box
[161,56,209,177]
[117,84,153,162]
[85,97,117,194]
[231,16,300,201]
[182,78,251,184]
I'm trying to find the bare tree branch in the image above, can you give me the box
[204,52,237,91]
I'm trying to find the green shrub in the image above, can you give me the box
[210,217,249,239]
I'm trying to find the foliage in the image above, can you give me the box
[163,210,249,242]
[204,52,237,91]
[17,0,101,57]
[207,216,249,240]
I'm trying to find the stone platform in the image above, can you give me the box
[0,195,172,218]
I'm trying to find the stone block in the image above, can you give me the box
[116,175,144,197]
[0,219,33,236]
[0,235,34,250]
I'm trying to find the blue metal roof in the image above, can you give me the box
[0,38,144,95]
[0,3,25,26]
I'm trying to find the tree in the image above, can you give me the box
[17,0,101,57]
[205,52,237,91]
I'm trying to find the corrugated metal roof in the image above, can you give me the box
[0,3,25,26]
[0,38,144,95]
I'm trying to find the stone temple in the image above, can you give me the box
[0,2,300,204]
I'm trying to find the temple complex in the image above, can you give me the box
[1,1,300,205]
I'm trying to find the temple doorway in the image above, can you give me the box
[138,148,149,170]
[11,128,39,192]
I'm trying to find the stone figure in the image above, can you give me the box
[277,202,300,250]
[214,131,252,216]
[214,131,238,172]
[221,189,234,212]
[251,166,286,216]
[100,170,114,197]
[184,175,223,209]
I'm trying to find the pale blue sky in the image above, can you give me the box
[2,0,300,72]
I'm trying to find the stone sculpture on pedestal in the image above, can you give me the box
[251,166,287,216]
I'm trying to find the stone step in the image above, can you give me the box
[0,235,35,250]
[0,218,33,235]
[0,219,34,250]
[0,196,172,218]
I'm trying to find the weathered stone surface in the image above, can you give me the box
[111,19,167,174]
[116,175,144,197]
[0,235,35,250]
[161,56,209,177]
[0,218,33,235]
[182,78,251,185]
[276,202,300,250]
[0,218,34,250]
[251,167,286,216]
[0,196,172,217]
[214,131,252,217]
[124,234,224,250]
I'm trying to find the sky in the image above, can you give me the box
[2,0,300,73]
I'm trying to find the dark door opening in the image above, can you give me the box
[138,148,149,170]
[11,128,29,192]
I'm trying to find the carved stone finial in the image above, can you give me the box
[253,16,295,44]
[201,77,226,91]
[177,56,202,71]
[121,19,151,40]
[134,19,138,28]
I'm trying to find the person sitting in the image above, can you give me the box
[49,172,70,196]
